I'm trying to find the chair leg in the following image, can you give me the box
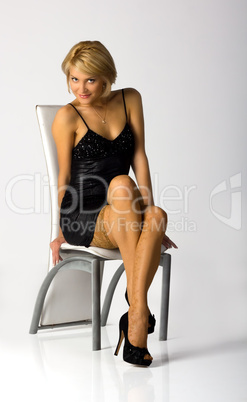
[101,263,125,327]
[29,264,62,334]
[159,253,171,341]
[91,260,101,351]
[30,255,106,351]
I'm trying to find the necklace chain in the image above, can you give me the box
[92,102,107,124]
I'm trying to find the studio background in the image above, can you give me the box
[1,0,246,360]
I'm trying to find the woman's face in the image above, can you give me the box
[69,66,105,106]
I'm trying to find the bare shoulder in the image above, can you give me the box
[52,104,76,150]
[122,88,143,114]
[52,104,77,127]
[122,88,143,122]
[110,87,142,102]
[123,87,142,101]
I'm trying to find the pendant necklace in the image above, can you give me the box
[92,102,108,124]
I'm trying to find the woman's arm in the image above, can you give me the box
[126,89,178,250]
[50,105,76,264]
[126,88,154,206]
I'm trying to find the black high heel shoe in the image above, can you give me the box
[114,312,153,367]
[125,290,156,335]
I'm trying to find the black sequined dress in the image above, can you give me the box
[60,89,135,247]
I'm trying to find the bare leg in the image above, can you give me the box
[104,176,143,295]
[91,175,167,354]
[127,206,166,349]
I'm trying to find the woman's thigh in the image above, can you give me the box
[90,205,118,249]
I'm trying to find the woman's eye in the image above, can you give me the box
[88,79,95,83]
[71,77,78,82]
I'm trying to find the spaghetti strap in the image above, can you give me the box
[68,103,89,129]
[122,89,128,122]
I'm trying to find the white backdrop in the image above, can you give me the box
[1,0,246,351]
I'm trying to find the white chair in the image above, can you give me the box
[29,105,172,351]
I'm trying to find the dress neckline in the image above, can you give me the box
[73,122,130,150]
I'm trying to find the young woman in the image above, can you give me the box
[50,40,177,366]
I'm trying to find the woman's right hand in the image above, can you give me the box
[50,236,67,266]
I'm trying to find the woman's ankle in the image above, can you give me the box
[128,306,149,348]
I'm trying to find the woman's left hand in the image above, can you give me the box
[162,234,178,249]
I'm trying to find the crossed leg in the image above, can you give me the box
[90,175,167,354]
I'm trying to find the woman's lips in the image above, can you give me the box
[79,94,91,99]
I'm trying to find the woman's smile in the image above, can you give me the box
[79,94,91,99]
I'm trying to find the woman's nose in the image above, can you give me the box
[81,83,88,94]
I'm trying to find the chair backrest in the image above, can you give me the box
[36,105,62,268]
[36,106,94,325]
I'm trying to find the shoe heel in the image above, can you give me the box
[114,329,124,356]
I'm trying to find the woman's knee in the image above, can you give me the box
[108,175,136,198]
[108,175,141,213]
[143,206,167,234]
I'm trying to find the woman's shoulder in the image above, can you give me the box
[123,87,141,96]
[113,87,141,98]
[123,88,142,107]
[122,88,143,111]
[53,104,78,127]
[111,87,141,97]
[111,88,142,107]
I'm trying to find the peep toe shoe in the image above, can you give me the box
[114,312,153,367]
[125,290,156,335]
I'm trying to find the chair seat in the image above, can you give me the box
[60,242,167,260]
[60,243,122,259]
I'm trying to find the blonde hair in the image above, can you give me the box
[61,41,117,98]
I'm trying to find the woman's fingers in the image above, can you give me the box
[168,238,178,248]
[162,234,178,249]
[52,250,59,266]
[53,252,63,266]
[50,240,64,266]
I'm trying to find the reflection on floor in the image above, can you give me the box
[2,324,247,402]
